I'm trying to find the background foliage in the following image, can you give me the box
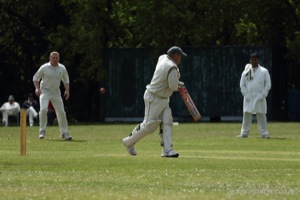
[1,0,300,121]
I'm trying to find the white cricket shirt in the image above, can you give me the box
[33,62,69,96]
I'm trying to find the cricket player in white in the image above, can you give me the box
[0,95,20,126]
[122,46,187,157]
[239,52,271,138]
[33,51,72,140]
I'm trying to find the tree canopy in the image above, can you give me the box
[1,0,299,121]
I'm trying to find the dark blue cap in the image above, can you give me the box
[167,46,187,56]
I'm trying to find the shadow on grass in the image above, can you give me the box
[44,139,87,142]
[237,137,287,140]
[253,137,287,140]
[268,137,287,140]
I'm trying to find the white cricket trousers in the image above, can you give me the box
[27,106,38,125]
[39,93,68,134]
[143,90,174,152]
[1,108,19,126]
[241,112,269,136]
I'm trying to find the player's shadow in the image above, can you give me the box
[46,139,87,142]
[259,137,287,140]
[269,138,287,140]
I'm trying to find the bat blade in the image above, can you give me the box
[178,86,201,122]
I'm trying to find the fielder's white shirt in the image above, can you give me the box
[0,102,20,114]
[33,62,69,96]
[240,65,271,114]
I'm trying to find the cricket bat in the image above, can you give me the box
[178,86,201,122]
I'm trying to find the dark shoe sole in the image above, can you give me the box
[162,153,179,158]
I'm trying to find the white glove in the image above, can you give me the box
[177,81,185,91]
[178,81,184,87]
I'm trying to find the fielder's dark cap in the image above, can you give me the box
[167,46,187,56]
[250,52,259,59]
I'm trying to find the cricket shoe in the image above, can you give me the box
[122,137,137,156]
[39,130,45,139]
[60,132,72,140]
[237,134,248,138]
[262,135,270,139]
[161,149,179,158]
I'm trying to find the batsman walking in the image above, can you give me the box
[33,51,72,140]
[122,46,187,157]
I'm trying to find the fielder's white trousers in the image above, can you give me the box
[241,112,269,137]
[39,93,68,134]
[27,106,38,125]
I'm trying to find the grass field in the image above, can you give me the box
[0,122,299,200]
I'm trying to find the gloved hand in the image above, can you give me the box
[178,81,185,89]
[177,81,184,90]
[178,81,184,87]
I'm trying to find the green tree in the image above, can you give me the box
[1,0,300,121]
[0,0,68,100]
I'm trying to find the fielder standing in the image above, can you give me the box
[122,46,186,157]
[238,52,271,138]
[33,51,72,140]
